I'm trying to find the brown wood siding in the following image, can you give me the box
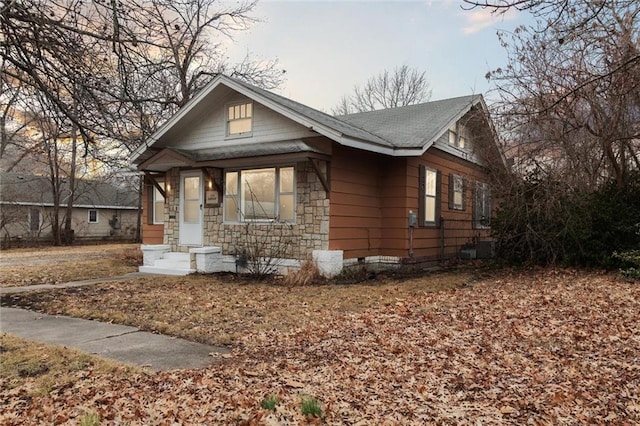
[328,144,491,260]
[379,157,410,257]
[407,148,491,258]
[142,178,164,245]
[329,145,382,259]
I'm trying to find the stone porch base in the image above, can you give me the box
[140,245,344,278]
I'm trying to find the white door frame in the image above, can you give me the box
[179,170,203,246]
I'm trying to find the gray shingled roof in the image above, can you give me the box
[336,95,481,149]
[132,75,486,164]
[0,172,138,208]
[229,78,393,147]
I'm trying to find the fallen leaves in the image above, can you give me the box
[0,244,139,287]
[2,269,640,424]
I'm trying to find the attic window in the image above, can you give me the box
[227,102,253,136]
[448,123,468,150]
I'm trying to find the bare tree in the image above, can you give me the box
[488,1,640,190]
[1,0,284,156]
[1,0,284,245]
[332,65,432,115]
[475,1,640,265]
[463,0,640,107]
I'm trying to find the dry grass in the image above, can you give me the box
[1,271,472,347]
[282,256,323,287]
[0,333,139,396]
[0,243,138,258]
[2,270,638,424]
[0,244,139,287]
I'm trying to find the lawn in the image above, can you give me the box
[2,269,639,424]
[1,271,469,347]
[0,244,140,287]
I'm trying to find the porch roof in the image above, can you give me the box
[139,139,329,172]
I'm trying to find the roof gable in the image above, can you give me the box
[336,95,482,151]
[131,75,495,163]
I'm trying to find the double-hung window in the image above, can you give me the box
[152,181,165,224]
[224,166,295,223]
[419,165,441,227]
[227,102,253,136]
[449,123,469,150]
[473,181,491,228]
[449,174,465,210]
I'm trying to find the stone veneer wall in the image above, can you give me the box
[163,161,329,259]
[163,168,181,251]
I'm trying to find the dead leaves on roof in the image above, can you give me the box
[2,269,639,424]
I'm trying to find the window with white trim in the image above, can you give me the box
[224,166,295,223]
[153,181,165,224]
[448,123,470,150]
[227,102,253,136]
[419,165,440,227]
[88,210,98,223]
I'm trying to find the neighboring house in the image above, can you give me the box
[0,172,139,247]
[131,75,504,276]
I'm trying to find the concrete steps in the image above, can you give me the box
[139,252,195,276]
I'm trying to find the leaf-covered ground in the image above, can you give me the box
[2,269,639,424]
[0,244,139,287]
[1,272,467,346]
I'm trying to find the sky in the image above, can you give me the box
[226,0,534,113]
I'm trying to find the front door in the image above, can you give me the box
[179,170,203,246]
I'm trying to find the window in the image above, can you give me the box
[419,165,440,227]
[448,125,458,147]
[473,181,491,228]
[153,181,165,224]
[224,166,295,223]
[227,102,253,136]
[29,208,40,232]
[88,210,98,223]
[448,123,469,150]
[448,174,465,210]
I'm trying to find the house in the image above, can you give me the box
[131,75,504,276]
[0,172,140,247]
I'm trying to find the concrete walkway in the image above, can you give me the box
[0,273,230,371]
[0,272,152,295]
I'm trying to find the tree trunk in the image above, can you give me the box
[47,140,62,246]
[63,127,78,245]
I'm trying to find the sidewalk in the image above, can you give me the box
[0,273,230,371]
[0,272,152,296]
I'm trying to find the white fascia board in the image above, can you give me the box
[335,136,395,156]
[336,136,426,157]
[433,141,482,164]
[393,147,429,156]
[0,201,138,210]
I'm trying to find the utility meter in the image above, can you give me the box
[408,210,417,227]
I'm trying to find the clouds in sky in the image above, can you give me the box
[462,8,519,35]
[225,1,529,111]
